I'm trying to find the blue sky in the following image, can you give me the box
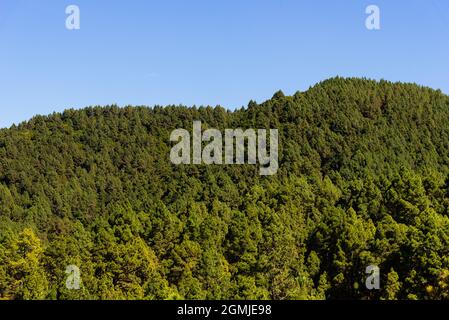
[0,0,448,128]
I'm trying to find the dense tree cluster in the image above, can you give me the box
[1,77,449,300]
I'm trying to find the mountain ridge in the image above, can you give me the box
[5,77,448,130]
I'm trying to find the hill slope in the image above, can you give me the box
[1,77,449,300]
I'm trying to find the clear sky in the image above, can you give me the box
[1,0,448,128]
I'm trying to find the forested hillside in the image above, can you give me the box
[1,77,449,300]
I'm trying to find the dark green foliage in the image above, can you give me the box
[1,77,449,299]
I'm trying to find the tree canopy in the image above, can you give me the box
[1,77,449,300]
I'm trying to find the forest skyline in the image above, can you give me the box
[1,0,449,128]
